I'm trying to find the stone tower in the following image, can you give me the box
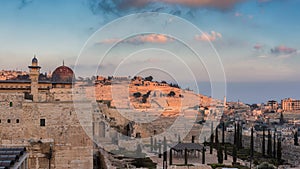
[28,56,41,101]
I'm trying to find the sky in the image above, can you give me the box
[0,0,300,103]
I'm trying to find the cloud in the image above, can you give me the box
[88,0,245,16]
[156,0,244,9]
[195,31,222,42]
[255,45,299,59]
[98,34,174,45]
[271,45,297,55]
[253,43,264,50]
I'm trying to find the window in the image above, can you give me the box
[16,119,19,123]
[7,119,11,123]
[40,119,45,126]
[9,102,13,107]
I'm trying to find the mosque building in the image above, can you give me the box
[0,56,75,102]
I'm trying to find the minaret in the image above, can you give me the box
[28,55,41,101]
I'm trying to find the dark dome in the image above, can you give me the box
[32,57,38,63]
[52,66,74,84]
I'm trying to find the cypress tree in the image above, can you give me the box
[277,136,282,164]
[250,127,254,158]
[169,148,173,165]
[217,144,223,164]
[267,129,272,157]
[294,131,299,146]
[273,129,276,158]
[239,123,243,149]
[234,123,237,145]
[210,122,214,154]
[163,137,167,163]
[184,148,188,165]
[215,125,219,144]
[158,142,162,158]
[237,123,240,149]
[232,145,237,164]
[202,147,206,164]
[262,127,266,156]
[279,112,284,125]
[222,122,225,145]
[224,145,228,160]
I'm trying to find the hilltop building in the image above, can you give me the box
[282,98,300,111]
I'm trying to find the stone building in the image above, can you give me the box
[282,98,300,111]
[0,56,74,102]
[0,57,94,169]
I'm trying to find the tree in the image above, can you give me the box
[215,125,219,144]
[202,147,206,164]
[163,137,167,164]
[273,129,276,158]
[279,112,285,125]
[236,122,241,149]
[294,131,299,146]
[217,144,223,164]
[168,91,176,97]
[239,123,243,149]
[145,76,153,82]
[267,129,272,157]
[250,127,254,158]
[169,148,173,165]
[234,123,237,146]
[210,122,214,154]
[262,127,266,156]
[133,92,142,98]
[224,145,228,160]
[232,145,237,164]
[141,97,147,103]
[277,136,282,164]
[222,122,225,145]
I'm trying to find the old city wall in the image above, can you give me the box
[0,93,93,169]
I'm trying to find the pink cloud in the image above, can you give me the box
[271,45,297,55]
[134,34,173,43]
[254,44,264,50]
[195,31,222,42]
[98,34,174,45]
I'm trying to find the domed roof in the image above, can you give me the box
[32,56,38,63]
[52,65,74,84]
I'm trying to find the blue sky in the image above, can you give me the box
[0,0,299,103]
